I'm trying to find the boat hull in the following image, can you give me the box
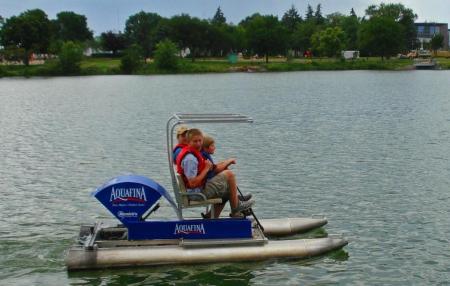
[66,237,347,270]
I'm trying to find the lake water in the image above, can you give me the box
[1,71,450,285]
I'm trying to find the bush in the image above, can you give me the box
[154,40,179,71]
[120,44,143,74]
[58,41,83,74]
[48,40,64,55]
[1,46,26,63]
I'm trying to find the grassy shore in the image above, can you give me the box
[1,56,449,77]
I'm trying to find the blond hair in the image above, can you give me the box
[203,135,215,148]
[186,128,203,141]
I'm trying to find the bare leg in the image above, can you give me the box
[213,203,225,218]
[223,170,238,209]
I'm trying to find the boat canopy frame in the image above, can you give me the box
[166,113,253,219]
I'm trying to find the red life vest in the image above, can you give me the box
[176,146,206,189]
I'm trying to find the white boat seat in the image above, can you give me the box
[175,173,223,208]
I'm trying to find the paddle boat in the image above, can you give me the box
[65,113,347,270]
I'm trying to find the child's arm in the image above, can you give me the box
[214,158,236,173]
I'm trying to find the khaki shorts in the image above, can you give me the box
[202,172,230,200]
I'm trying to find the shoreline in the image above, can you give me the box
[1,57,449,77]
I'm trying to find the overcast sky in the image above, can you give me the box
[1,0,448,35]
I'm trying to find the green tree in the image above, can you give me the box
[169,14,208,61]
[100,31,126,55]
[205,23,233,56]
[124,11,162,58]
[212,6,226,25]
[315,4,325,25]
[430,34,444,55]
[305,5,314,21]
[209,8,234,56]
[244,15,288,63]
[326,12,346,27]
[282,5,302,32]
[58,41,83,74]
[282,5,303,56]
[230,25,247,54]
[154,39,179,70]
[311,27,346,57]
[0,46,26,62]
[340,12,360,50]
[239,13,262,27]
[153,18,172,45]
[0,9,51,65]
[350,8,357,18]
[48,39,64,54]
[120,44,143,74]
[53,11,93,42]
[358,16,402,59]
[365,3,417,51]
[291,20,317,53]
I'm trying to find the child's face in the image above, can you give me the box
[205,143,215,154]
[177,133,188,144]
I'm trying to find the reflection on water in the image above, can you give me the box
[67,255,350,286]
[69,263,258,285]
[1,71,450,285]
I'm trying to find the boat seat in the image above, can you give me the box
[175,173,222,208]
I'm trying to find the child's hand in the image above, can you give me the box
[205,159,214,170]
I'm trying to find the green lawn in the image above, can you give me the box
[2,56,449,78]
[80,58,121,74]
[435,58,450,69]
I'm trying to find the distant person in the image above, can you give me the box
[176,129,254,218]
[173,125,189,163]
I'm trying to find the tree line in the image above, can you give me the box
[0,3,425,66]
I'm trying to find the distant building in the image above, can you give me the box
[415,22,449,50]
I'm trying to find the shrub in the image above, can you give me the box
[58,41,83,74]
[154,40,179,71]
[120,44,143,74]
[1,46,26,63]
[48,40,64,55]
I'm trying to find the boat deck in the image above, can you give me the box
[78,221,267,250]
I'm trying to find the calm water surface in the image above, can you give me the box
[1,71,450,285]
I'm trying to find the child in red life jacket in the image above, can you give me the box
[176,129,254,218]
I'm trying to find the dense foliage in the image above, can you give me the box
[430,34,444,55]
[154,39,179,70]
[100,31,126,55]
[244,14,288,63]
[0,2,443,65]
[57,41,83,74]
[0,9,51,65]
[312,27,346,57]
[52,11,93,42]
[120,44,143,74]
[358,16,403,59]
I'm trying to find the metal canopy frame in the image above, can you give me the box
[166,113,253,218]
